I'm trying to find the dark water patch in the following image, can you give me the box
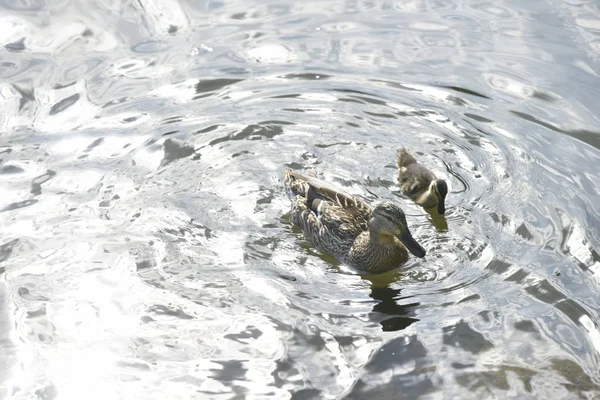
[338,97,365,104]
[464,113,494,123]
[515,223,535,241]
[160,116,184,125]
[29,169,56,196]
[224,325,263,342]
[443,320,494,354]
[17,287,49,302]
[555,299,594,326]
[0,0,46,11]
[504,268,530,283]
[452,362,475,369]
[193,124,222,134]
[511,110,600,150]
[443,85,491,99]
[85,138,104,151]
[279,72,330,80]
[485,258,512,274]
[161,138,195,167]
[456,366,537,396]
[514,320,539,334]
[49,94,80,115]
[5,38,26,52]
[290,388,322,400]
[347,335,435,399]
[0,239,20,265]
[1,199,38,213]
[116,361,151,371]
[34,384,57,400]
[148,305,194,320]
[281,108,306,113]
[365,335,427,373]
[53,81,76,90]
[27,305,47,319]
[210,360,247,382]
[195,78,243,94]
[370,79,420,92]
[458,294,481,303]
[364,111,396,119]
[334,89,388,105]
[526,279,565,304]
[532,91,557,103]
[270,94,301,99]
[0,164,24,174]
[136,260,155,271]
[208,122,291,147]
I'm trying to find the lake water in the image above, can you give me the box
[1,0,600,398]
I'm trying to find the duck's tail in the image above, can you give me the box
[396,148,417,168]
[283,169,309,200]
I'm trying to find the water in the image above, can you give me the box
[1,0,600,398]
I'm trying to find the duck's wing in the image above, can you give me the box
[285,170,371,220]
[284,170,371,258]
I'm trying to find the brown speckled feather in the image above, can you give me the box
[284,169,371,261]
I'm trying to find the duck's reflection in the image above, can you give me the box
[361,270,420,331]
[425,207,448,231]
[370,286,420,331]
[392,189,448,231]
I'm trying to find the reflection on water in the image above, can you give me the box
[1,0,600,398]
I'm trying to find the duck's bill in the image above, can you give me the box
[437,201,445,214]
[399,232,426,258]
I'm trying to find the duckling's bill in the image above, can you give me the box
[435,179,448,214]
[437,201,445,215]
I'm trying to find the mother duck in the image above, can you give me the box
[284,169,426,273]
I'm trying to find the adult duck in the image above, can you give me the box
[284,169,426,273]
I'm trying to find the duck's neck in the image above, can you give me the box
[351,231,407,273]
[368,229,396,245]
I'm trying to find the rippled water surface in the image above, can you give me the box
[2,0,600,398]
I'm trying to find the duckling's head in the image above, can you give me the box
[370,203,426,258]
[430,179,448,214]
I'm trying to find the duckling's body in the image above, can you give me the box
[396,148,448,214]
[284,169,426,273]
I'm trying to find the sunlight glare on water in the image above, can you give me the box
[1,0,600,398]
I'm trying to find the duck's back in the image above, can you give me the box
[284,170,370,262]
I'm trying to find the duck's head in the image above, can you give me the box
[370,203,426,258]
[429,179,448,214]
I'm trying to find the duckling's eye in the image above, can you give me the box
[380,212,396,223]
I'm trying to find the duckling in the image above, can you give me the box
[284,169,426,273]
[396,148,448,214]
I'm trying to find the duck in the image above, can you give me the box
[283,169,426,273]
[396,148,448,214]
